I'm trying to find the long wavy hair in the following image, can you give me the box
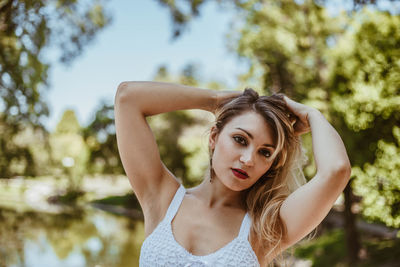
[209,88,304,265]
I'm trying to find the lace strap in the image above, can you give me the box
[238,213,251,239]
[164,184,186,223]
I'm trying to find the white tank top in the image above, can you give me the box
[139,184,260,267]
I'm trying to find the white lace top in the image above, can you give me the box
[139,184,260,267]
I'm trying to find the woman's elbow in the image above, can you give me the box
[334,159,352,182]
[115,81,142,104]
[115,81,130,102]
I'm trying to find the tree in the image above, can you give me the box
[154,0,399,39]
[0,0,110,178]
[83,100,123,175]
[83,64,201,186]
[230,1,363,264]
[84,62,226,189]
[149,63,229,187]
[0,116,36,177]
[50,109,89,191]
[232,2,400,264]
[329,9,400,228]
[153,0,400,264]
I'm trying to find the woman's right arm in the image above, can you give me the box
[114,81,239,215]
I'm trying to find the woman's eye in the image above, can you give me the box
[233,136,246,145]
[260,149,271,158]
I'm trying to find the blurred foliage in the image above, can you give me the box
[330,9,399,144]
[352,135,400,228]
[328,10,400,228]
[147,63,234,187]
[80,62,220,187]
[148,109,197,186]
[233,0,343,99]
[0,1,399,265]
[0,0,110,178]
[82,101,123,175]
[50,109,89,191]
[154,0,399,39]
[232,0,400,229]
[157,0,400,229]
[0,0,397,234]
[0,116,52,177]
[0,118,37,177]
[147,63,208,187]
[92,193,141,210]
[294,229,347,266]
[293,228,400,267]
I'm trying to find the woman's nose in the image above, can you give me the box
[239,149,254,166]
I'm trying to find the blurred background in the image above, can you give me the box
[0,0,399,266]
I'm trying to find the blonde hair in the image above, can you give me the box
[211,88,307,265]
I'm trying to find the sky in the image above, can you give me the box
[44,0,247,132]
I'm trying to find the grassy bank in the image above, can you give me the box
[293,228,400,267]
[91,193,141,210]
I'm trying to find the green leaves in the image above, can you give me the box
[0,0,110,177]
[156,1,400,227]
[330,9,400,132]
[353,137,400,227]
[216,0,400,227]
[50,109,89,190]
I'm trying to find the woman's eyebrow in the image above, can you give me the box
[235,127,275,148]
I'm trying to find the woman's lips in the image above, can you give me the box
[231,168,249,179]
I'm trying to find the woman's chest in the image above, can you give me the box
[171,203,246,256]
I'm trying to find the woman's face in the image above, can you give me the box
[210,111,277,191]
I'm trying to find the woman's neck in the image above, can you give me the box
[187,178,247,210]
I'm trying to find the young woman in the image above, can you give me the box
[114,81,351,267]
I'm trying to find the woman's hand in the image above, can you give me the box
[212,90,242,114]
[283,96,318,136]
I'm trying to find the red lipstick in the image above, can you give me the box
[231,168,249,179]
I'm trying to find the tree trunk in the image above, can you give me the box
[343,180,361,264]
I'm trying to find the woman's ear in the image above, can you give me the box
[209,126,219,150]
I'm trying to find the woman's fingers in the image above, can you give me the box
[283,95,312,135]
[293,119,311,136]
[213,90,242,113]
[283,96,306,116]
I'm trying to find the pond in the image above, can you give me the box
[0,206,145,267]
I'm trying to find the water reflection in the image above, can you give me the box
[0,206,145,267]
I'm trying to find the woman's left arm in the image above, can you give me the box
[279,96,352,249]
